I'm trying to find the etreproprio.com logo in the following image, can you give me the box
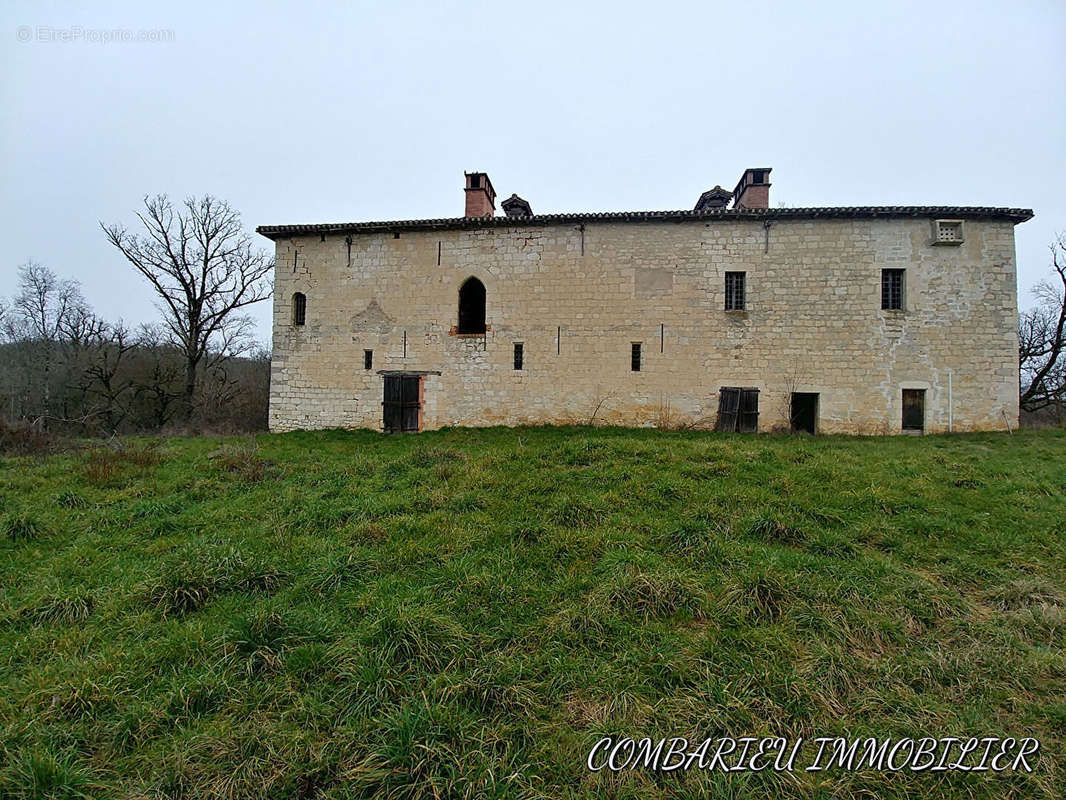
[16,25,175,44]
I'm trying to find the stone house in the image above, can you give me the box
[257,169,1032,434]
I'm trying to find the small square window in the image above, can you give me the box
[513,342,524,370]
[364,349,373,370]
[933,220,963,245]
[631,342,642,372]
[725,272,746,311]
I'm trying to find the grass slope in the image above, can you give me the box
[1,427,1064,799]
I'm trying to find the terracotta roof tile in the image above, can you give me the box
[256,206,1033,239]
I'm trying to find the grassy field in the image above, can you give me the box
[1,426,1064,799]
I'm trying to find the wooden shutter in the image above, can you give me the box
[401,376,421,432]
[383,375,402,432]
[716,388,740,432]
[739,388,760,432]
[717,387,758,433]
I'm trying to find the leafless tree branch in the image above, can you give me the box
[1020,233,1066,412]
[102,194,273,420]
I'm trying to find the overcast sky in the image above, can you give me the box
[2,0,1064,346]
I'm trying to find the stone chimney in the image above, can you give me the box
[501,193,533,218]
[464,172,496,218]
[732,168,772,209]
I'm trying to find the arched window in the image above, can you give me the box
[457,277,485,334]
[292,292,306,326]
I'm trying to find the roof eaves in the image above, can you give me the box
[256,206,1034,238]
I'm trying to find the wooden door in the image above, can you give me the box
[902,389,925,432]
[383,375,421,433]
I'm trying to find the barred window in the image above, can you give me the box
[881,269,904,310]
[364,349,373,370]
[725,272,746,311]
[631,342,642,372]
[513,342,524,370]
[292,292,306,326]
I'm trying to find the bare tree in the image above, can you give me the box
[1019,234,1066,413]
[130,323,186,429]
[13,261,89,342]
[780,368,803,433]
[83,322,137,433]
[102,195,273,421]
[7,262,94,424]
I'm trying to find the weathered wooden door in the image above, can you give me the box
[902,389,925,432]
[716,387,760,433]
[383,375,421,433]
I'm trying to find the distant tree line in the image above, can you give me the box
[0,261,269,435]
[1,194,273,436]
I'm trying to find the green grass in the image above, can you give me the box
[0,428,1064,799]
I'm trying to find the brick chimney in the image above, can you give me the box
[732,168,772,209]
[464,172,496,218]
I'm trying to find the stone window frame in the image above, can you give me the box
[513,342,524,371]
[631,342,643,372]
[881,269,905,311]
[724,271,746,311]
[932,219,964,246]
[292,292,306,326]
[456,276,487,335]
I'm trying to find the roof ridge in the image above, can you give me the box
[257,206,1034,238]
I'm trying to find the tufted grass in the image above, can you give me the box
[0,426,1064,799]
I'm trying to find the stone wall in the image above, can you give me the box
[267,216,1020,434]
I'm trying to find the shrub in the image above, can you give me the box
[0,420,63,455]
[81,450,122,485]
[123,445,161,468]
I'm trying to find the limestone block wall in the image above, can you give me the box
[266,216,1020,434]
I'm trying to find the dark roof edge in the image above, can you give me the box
[256,206,1034,239]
